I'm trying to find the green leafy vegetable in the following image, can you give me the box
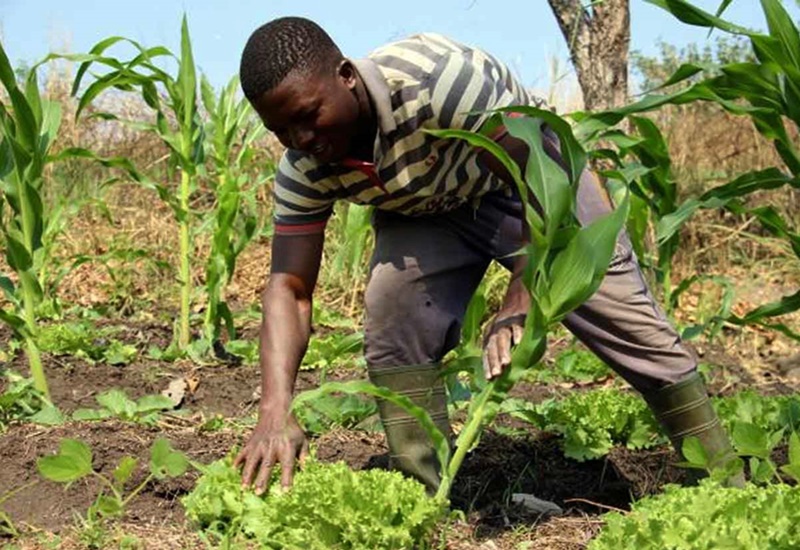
[590,480,800,549]
[183,457,444,549]
[72,389,174,425]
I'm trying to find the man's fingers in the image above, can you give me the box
[482,352,492,380]
[240,448,261,489]
[512,324,524,346]
[233,447,247,469]
[497,329,512,372]
[280,447,297,488]
[484,335,501,380]
[298,439,310,466]
[254,454,276,495]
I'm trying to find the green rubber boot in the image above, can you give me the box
[368,364,451,493]
[643,372,745,488]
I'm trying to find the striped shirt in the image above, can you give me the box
[273,33,543,233]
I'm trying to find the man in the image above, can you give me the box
[234,16,741,495]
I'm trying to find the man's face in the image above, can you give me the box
[253,62,361,164]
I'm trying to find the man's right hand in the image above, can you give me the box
[234,411,309,495]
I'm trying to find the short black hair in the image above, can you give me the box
[239,17,343,102]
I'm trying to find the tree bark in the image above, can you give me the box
[547,0,630,111]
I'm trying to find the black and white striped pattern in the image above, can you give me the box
[273,33,543,229]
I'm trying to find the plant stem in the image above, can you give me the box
[435,331,547,501]
[122,474,153,508]
[25,338,49,398]
[436,382,496,500]
[19,270,48,397]
[179,168,192,350]
[91,471,122,502]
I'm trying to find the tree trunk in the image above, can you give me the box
[547,0,630,111]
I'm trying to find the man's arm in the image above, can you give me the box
[235,229,325,494]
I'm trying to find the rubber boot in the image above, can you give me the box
[368,364,451,493]
[643,372,745,488]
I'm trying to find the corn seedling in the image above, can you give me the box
[294,109,629,501]
[0,41,137,396]
[198,75,268,355]
[575,0,800,340]
[70,16,205,352]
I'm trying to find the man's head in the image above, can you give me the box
[240,17,369,163]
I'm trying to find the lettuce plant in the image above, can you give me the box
[590,479,800,549]
[183,457,443,549]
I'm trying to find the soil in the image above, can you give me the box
[1,321,798,549]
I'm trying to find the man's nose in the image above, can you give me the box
[290,127,315,151]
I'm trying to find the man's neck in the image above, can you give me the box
[348,77,378,163]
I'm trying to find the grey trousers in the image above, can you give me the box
[363,173,696,394]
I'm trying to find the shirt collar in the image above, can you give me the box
[352,58,396,135]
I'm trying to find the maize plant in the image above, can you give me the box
[199,74,268,353]
[575,0,800,339]
[0,42,137,396]
[578,117,678,302]
[71,15,204,351]
[326,203,373,311]
[294,109,629,501]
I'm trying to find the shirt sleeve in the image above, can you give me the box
[425,42,538,133]
[272,150,336,234]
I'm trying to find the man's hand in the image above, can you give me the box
[234,411,309,495]
[483,277,530,379]
[483,312,526,379]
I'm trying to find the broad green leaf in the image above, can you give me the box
[178,14,198,130]
[94,494,123,517]
[657,62,706,89]
[656,169,796,244]
[136,394,175,413]
[760,0,800,71]
[645,0,751,35]
[680,436,709,467]
[150,438,189,479]
[72,408,113,421]
[547,191,629,320]
[113,456,138,486]
[71,36,132,95]
[732,422,769,458]
[5,235,33,271]
[504,116,572,239]
[0,308,28,336]
[729,290,800,326]
[544,230,596,320]
[37,438,93,483]
[96,389,137,417]
[497,106,587,185]
[789,431,800,465]
[49,147,145,183]
[0,41,38,152]
[780,462,800,483]
[29,404,65,426]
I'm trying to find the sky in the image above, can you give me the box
[0,0,791,97]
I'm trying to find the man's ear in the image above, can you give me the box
[337,59,357,91]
